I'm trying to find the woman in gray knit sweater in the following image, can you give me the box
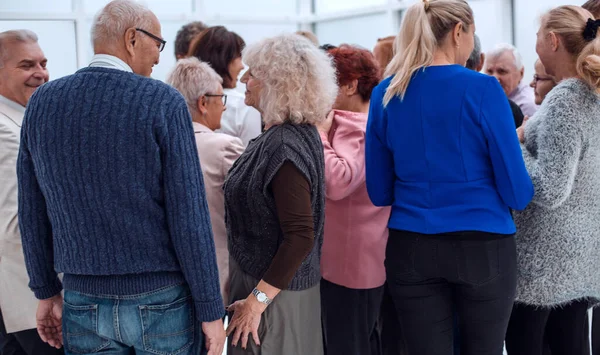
[505,6,600,354]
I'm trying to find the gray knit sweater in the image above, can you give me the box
[514,78,600,306]
[224,123,325,291]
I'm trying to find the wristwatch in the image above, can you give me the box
[252,288,272,306]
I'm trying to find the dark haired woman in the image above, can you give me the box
[189,26,261,146]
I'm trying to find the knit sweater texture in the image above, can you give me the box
[514,78,600,306]
[224,123,325,290]
[17,67,224,321]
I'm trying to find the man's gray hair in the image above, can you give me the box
[486,43,524,70]
[166,57,223,112]
[91,0,154,49]
[0,30,38,69]
[465,34,482,70]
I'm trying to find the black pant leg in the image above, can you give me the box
[12,329,63,355]
[593,308,600,355]
[546,299,590,355]
[453,236,517,355]
[385,230,454,355]
[379,284,408,355]
[321,279,384,355]
[0,309,27,355]
[505,303,551,355]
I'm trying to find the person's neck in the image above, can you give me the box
[0,91,24,107]
[431,48,455,66]
[553,63,579,83]
[93,46,132,68]
[336,99,370,114]
[191,110,212,130]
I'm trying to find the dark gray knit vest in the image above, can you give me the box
[224,123,325,290]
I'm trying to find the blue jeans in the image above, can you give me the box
[62,283,205,355]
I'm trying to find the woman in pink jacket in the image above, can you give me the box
[317,44,391,355]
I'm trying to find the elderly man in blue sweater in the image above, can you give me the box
[16,1,225,354]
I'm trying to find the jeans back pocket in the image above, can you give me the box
[63,303,110,354]
[139,295,195,355]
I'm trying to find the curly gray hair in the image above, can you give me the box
[243,33,338,126]
[166,57,222,112]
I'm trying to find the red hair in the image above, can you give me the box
[328,44,382,102]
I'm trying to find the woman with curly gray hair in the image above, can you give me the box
[223,33,337,354]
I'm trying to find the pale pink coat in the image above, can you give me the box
[193,122,244,303]
[320,110,391,290]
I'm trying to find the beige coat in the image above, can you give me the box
[0,98,38,333]
[193,122,244,304]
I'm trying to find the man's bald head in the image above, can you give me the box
[91,0,163,77]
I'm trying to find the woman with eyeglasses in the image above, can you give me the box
[188,26,262,146]
[505,6,600,355]
[167,57,244,305]
[529,59,557,106]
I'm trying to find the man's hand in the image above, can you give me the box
[37,294,63,349]
[202,318,226,355]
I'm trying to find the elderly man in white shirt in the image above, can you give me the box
[0,29,60,355]
[485,43,539,117]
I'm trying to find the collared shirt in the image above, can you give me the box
[0,95,25,114]
[89,54,133,73]
[509,81,539,117]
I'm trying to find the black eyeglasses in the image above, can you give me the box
[533,74,554,83]
[136,28,166,52]
[205,94,227,105]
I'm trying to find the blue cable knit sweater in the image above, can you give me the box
[17,67,224,322]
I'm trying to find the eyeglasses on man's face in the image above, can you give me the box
[205,94,227,106]
[135,28,166,52]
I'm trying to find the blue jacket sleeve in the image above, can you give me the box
[366,84,395,207]
[156,96,225,322]
[480,78,534,210]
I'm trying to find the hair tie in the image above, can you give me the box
[423,0,430,11]
[583,18,600,42]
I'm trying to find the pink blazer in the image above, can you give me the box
[193,122,244,302]
[320,110,391,290]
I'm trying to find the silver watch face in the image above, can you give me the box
[257,292,267,303]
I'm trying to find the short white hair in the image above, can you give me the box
[487,43,524,70]
[166,57,223,112]
[0,30,38,68]
[91,0,154,49]
[242,33,338,126]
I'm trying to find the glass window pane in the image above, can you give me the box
[205,0,297,17]
[0,20,77,80]
[316,13,392,50]
[215,23,298,46]
[315,0,387,14]
[0,0,72,13]
[83,0,192,16]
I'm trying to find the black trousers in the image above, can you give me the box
[379,284,408,355]
[0,310,63,355]
[321,279,384,355]
[506,300,591,355]
[593,308,600,355]
[385,229,517,355]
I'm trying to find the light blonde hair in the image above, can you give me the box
[383,0,473,105]
[542,5,600,91]
[242,33,338,126]
[166,57,222,113]
[373,36,396,73]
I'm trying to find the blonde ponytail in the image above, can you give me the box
[383,0,473,105]
[578,25,600,91]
